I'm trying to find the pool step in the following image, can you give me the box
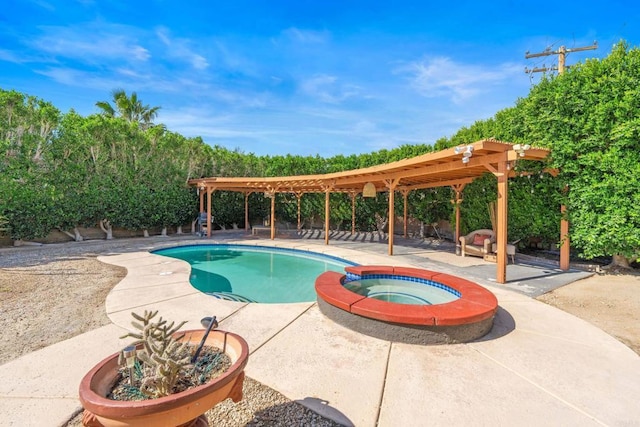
[206,291,256,303]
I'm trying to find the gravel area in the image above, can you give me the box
[63,376,341,427]
[0,236,342,426]
[0,256,125,364]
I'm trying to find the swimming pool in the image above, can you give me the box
[153,245,354,303]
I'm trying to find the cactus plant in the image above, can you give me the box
[118,310,191,398]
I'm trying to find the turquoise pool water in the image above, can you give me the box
[153,245,354,303]
[343,277,460,305]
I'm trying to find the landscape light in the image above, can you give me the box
[123,345,137,385]
[455,145,473,164]
[513,144,531,157]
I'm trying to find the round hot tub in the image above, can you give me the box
[315,265,498,345]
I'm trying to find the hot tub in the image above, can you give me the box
[315,265,498,345]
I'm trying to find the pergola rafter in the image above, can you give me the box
[189,139,559,283]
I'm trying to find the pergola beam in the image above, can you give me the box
[401,177,474,191]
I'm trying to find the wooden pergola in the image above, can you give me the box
[188,139,569,284]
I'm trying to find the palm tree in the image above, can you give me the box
[96,89,161,130]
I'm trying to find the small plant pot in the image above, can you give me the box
[79,329,249,427]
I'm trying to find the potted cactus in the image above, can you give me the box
[79,311,249,427]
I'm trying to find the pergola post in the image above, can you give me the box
[496,157,508,283]
[560,204,570,270]
[451,184,465,245]
[401,188,410,238]
[199,186,204,213]
[206,187,213,238]
[324,189,331,245]
[386,179,400,255]
[244,191,251,232]
[270,193,276,240]
[296,193,303,231]
[350,191,357,235]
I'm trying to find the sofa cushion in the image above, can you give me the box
[473,233,491,246]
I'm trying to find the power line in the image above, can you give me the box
[525,41,598,75]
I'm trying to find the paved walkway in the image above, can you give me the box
[1,233,639,426]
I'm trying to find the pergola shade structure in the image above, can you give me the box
[189,139,562,284]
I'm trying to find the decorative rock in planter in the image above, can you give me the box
[79,329,249,427]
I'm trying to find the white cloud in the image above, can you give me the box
[0,49,26,63]
[161,107,292,146]
[161,108,233,127]
[130,46,151,61]
[31,0,55,11]
[35,66,196,94]
[30,23,150,63]
[156,27,209,70]
[398,56,521,104]
[282,28,329,44]
[115,67,145,78]
[352,120,377,134]
[301,74,336,96]
[300,74,360,104]
[213,40,256,73]
[35,67,118,91]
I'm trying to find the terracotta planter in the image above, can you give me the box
[79,329,249,427]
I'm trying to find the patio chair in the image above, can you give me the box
[197,212,208,237]
[459,229,495,258]
[492,239,520,264]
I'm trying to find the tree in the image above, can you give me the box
[0,89,61,242]
[46,111,98,241]
[515,42,640,267]
[96,89,161,130]
[0,214,7,236]
[408,187,453,236]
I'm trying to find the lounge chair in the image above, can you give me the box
[459,229,495,258]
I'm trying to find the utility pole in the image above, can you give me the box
[525,42,598,74]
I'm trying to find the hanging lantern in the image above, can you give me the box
[363,182,377,198]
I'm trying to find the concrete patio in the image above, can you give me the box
[1,234,639,426]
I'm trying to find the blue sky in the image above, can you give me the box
[1,1,637,157]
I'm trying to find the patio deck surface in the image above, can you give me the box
[1,232,638,426]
